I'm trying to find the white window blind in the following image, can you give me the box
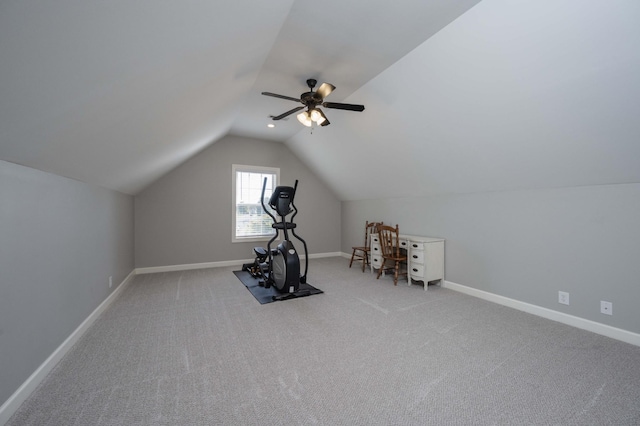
[232,165,279,242]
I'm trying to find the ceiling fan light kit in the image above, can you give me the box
[297,108,327,127]
[263,78,364,128]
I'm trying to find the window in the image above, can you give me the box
[232,165,279,242]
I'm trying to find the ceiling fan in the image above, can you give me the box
[262,78,365,127]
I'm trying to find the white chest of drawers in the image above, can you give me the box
[370,233,445,290]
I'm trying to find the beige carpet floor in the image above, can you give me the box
[7,257,640,425]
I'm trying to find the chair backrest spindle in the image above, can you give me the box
[364,221,382,247]
[378,224,400,257]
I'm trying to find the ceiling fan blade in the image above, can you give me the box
[272,106,304,120]
[322,102,365,112]
[261,92,301,103]
[317,108,330,126]
[316,82,335,99]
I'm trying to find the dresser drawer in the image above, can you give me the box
[409,241,424,250]
[399,238,409,250]
[370,242,381,257]
[370,234,383,270]
[409,249,424,264]
[410,263,424,279]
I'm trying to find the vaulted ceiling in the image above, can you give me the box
[2,1,639,200]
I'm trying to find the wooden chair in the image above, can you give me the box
[376,224,408,285]
[349,221,382,272]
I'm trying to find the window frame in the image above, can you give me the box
[232,164,280,243]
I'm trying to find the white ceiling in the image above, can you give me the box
[2,1,639,200]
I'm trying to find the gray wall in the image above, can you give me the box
[342,183,640,335]
[0,160,134,407]
[135,135,341,268]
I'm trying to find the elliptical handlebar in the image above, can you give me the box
[288,180,308,284]
[290,180,299,222]
[260,177,277,223]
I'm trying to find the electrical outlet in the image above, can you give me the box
[600,301,612,315]
[109,276,113,288]
[558,291,570,305]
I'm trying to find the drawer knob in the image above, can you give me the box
[412,268,418,272]
[412,255,418,259]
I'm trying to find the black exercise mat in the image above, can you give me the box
[233,270,323,304]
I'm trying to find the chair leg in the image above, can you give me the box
[349,249,356,268]
[393,261,399,285]
[361,252,368,272]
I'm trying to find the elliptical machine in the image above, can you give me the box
[242,178,309,299]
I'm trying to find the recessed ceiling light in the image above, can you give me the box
[267,123,275,128]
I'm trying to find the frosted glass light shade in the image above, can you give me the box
[297,111,312,127]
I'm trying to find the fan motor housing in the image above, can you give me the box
[301,91,322,107]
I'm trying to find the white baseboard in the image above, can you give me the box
[135,259,250,274]
[308,252,344,259]
[0,270,136,425]
[443,280,640,347]
[135,252,344,275]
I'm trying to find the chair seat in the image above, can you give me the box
[383,253,405,261]
[352,245,370,252]
[376,224,408,285]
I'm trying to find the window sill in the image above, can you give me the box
[232,236,274,244]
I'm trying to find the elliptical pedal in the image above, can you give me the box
[272,288,311,301]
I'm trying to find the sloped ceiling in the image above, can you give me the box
[0,0,480,194]
[0,0,296,194]
[2,1,639,199]
[289,1,640,200]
